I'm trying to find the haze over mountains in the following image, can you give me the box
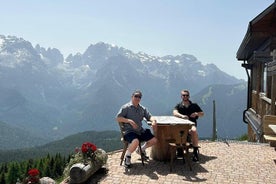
[0,35,247,149]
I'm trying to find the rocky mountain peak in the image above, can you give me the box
[0,35,246,147]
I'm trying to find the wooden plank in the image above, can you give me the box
[263,115,276,135]
[264,134,276,141]
[263,115,276,146]
[271,75,276,114]
[268,124,276,134]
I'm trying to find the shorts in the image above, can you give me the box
[124,129,154,143]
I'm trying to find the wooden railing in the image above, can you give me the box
[251,90,258,112]
[260,93,273,117]
[247,90,276,142]
[251,90,276,117]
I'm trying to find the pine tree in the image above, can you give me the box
[0,172,6,184]
[54,153,64,177]
[37,159,45,177]
[6,162,20,184]
[49,157,55,178]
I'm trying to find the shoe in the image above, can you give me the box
[136,148,149,160]
[192,154,199,162]
[192,148,199,162]
[124,155,131,167]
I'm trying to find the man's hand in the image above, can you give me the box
[180,114,189,119]
[151,120,157,133]
[127,119,138,129]
[190,112,198,118]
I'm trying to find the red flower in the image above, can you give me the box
[28,168,40,177]
[81,142,97,153]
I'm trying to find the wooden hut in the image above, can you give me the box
[236,1,276,143]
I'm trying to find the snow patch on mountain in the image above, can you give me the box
[198,70,206,77]
[0,34,245,142]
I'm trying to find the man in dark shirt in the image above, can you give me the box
[173,89,204,162]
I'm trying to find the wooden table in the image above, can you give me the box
[148,116,194,161]
[268,124,276,134]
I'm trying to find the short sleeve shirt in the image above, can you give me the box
[116,101,152,134]
[174,101,203,125]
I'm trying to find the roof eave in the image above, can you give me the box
[236,2,276,61]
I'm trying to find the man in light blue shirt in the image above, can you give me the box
[116,90,157,167]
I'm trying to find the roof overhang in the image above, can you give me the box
[236,2,276,61]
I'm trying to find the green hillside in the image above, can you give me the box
[0,130,122,163]
[0,120,48,149]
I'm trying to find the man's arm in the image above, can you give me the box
[190,111,204,118]
[197,111,204,117]
[149,117,157,126]
[173,109,189,119]
[149,116,157,132]
[116,116,128,123]
[190,104,204,118]
[116,116,138,129]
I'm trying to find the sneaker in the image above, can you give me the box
[192,148,199,162]
[124,155,131,167]
[136,148,149,160]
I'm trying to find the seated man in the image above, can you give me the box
[116,90,157,167]
[173,89,204,162]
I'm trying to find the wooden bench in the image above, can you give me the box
[262,115,276,147]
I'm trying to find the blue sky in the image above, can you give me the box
[0,0,274,80]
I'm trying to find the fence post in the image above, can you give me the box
[212,100,217,141]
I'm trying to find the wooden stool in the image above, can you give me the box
[168,127,192,172]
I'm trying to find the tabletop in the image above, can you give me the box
[268,124,276,134]
[147,116,194,125]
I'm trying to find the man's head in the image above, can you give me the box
[131,90,142,105]
[181,89,190,101]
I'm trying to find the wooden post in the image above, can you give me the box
[272,75,276,115]
[212,100,217,141]
[271,50,276,115]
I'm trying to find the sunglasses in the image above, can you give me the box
[134,95,142,99]
[182,94,189,97]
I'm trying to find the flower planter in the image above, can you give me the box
[68,148,108,183]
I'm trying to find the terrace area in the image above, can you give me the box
[75,140,276,184]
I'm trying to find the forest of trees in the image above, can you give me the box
[0,130,123,183]
[0,153,69,184]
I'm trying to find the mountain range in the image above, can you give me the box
[0,34,247,149]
